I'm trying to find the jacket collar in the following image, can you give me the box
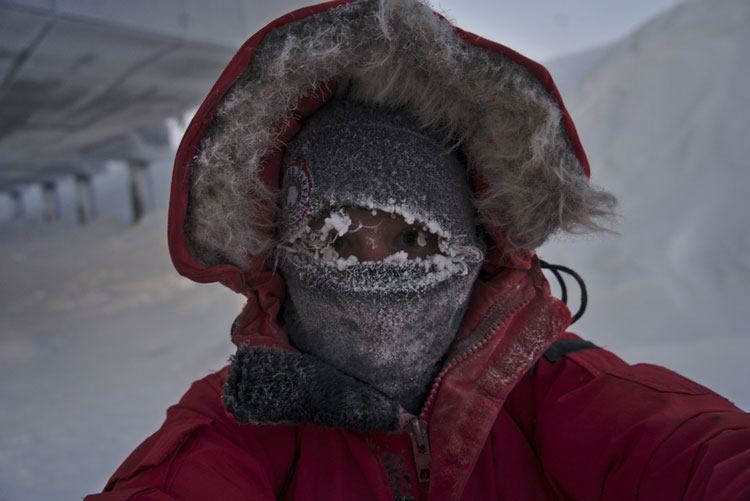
[225,256,568,499]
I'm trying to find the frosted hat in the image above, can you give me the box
[279,98,478,248]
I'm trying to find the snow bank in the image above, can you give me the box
[0,212,242,500]
[540,0,749,411]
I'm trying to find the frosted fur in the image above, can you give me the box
[224,345,403,432]
[187,0,616,268]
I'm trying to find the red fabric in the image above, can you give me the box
[92,2,750,500]
[85,339,750,500]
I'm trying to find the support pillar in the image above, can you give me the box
[42,180,60,221]
[10,190,24,220]
[75,173,96,225]
[128,160,153,223]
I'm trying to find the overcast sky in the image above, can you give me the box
[282,0,689,62]
[438,0,689,61]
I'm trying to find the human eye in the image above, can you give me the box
[396,227,423,248]
[393,226,441,258]
[332,235,354,254]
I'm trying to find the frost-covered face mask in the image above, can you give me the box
[278,207,484,414]
[277,99,485,414]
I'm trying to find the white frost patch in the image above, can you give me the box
[416,253,469,281]
[320,209,351,237]
[383,250,409,264]
[334,255,359,270]
[352,198,453,240]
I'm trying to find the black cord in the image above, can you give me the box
[546,266,568,305]
[539,260,588,324]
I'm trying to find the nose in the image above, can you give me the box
[353,226,391,261]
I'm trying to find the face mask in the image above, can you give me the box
[278,212,484,414]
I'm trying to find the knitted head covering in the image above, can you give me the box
[277,99,485,414]
[279,98,477,251]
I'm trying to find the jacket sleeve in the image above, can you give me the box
[516,335,750,500]
[84,369,297,501]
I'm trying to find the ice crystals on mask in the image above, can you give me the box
[280,206,482,280]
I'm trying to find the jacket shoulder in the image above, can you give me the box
[85,368,297,501]
[505,334,750,500]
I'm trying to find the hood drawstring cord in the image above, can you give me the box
[539,260,588,324]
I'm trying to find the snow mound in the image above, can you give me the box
[541,0,750,410]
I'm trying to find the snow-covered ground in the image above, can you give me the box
[0,213,242,500]
[1,0,748,499]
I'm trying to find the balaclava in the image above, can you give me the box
[277,99,486,414]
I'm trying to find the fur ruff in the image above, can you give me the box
[187,0,616,269]
[223,345,403,432]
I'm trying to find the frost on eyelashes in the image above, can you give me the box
[320,209,352,238]
[278,205,484,281]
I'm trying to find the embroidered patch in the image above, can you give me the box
[281,158,313,231]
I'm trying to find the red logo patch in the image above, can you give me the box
[281,158,313,231]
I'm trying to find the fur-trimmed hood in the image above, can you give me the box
[165,3,614,495]
[168,0,614,291]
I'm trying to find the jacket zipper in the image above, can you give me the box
[408,418,432,483]
[406,292,534,485]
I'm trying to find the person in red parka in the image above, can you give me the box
[86,1,750,499]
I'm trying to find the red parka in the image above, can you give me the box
[86,1,750,499]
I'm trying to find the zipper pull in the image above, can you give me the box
[408,418,431,483]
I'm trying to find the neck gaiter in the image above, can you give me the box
[279,250,482,414]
